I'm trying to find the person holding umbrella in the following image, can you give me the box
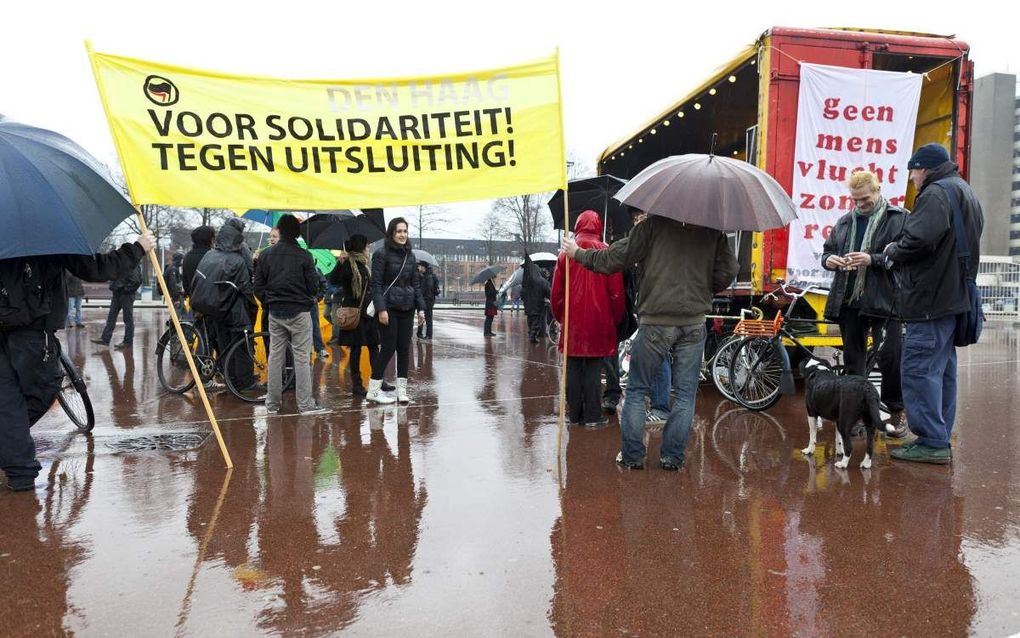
[552,211,625,427]
[1,233,155,491]
[328,234,379,396]
[367,218,425,405]
[521,254,551,343]
[483,277,499,337]
[416,260,440,342]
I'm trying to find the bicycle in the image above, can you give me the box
[726,280,837,411]
[155,316,294,403]
[56,349,95,433]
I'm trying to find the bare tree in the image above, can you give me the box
[476,208,511,265]
[410,204,452,252]
[490,193,551,254]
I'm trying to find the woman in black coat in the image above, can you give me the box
[328,234,379,396]
[483,279,498,336]
[367,218,424,404]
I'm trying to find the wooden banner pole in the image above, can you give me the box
[135,209,233,468]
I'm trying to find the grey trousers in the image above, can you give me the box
[267,312,315,411]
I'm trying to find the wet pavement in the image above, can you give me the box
[3,309,1020,636]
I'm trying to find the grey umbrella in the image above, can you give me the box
[412,249,438,268]
[612,154,797,231]
[470,265,505,285]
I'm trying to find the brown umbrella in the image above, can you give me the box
[612,154,797,231]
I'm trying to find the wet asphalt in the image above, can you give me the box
[2,309,1019,636]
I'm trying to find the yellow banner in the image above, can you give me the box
[87,46,566,209]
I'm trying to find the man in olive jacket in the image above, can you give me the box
[563,215,737,471]
[882,143,983,464]
[821,170,907,435]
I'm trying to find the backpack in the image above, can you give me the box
[189,258,237,319]
[0,259,53,330]
[932,180,983,347]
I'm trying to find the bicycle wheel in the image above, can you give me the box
[222,331,294,403]
[728,337,784,411]
[156,323,205,394]
[710,336,744,402]
[56,353,95,432]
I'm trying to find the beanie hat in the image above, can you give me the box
[907,143,950,170]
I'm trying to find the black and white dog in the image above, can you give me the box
[801,359,883,469]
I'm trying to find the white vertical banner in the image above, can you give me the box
[786,64,922,288]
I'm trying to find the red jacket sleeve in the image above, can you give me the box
[550,254,566,323]
[608,271,625,324]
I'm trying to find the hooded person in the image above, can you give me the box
[521,252,551,343]
[191,217,258,390]
[550,210,625,426]
[182,225,215,298]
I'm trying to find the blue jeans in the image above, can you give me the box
[621,324,705,465]
[901,316,957,449]
[650,358,671,413]
[66,296,83,326]
[310,306,324,351]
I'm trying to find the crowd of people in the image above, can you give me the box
[0,143,985,492]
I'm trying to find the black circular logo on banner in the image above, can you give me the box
[143,75,179,106]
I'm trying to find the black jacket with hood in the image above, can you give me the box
[821,202,907,321]
[192,218,256,330]
[884,161,983,322]
[521,254,551,315]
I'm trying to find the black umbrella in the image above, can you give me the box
[471,265,505,285]
[0,115,138,259]
[548,175,631,239]
[299,209,386,249]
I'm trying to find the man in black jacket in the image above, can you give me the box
[92,263,142,349]
[821,170,907,435]
[254,215,328,415]
[883,144,984,464]
[416,261,440,342]
[1,232,153,491]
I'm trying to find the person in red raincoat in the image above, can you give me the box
[551,210,625,427]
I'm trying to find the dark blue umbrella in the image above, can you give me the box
[0,115,138,260]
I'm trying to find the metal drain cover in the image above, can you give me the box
[105,432,210,453]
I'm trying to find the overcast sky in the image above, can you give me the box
[3,0,1015,238]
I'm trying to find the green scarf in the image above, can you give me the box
[844,197,888,303]
[349,251,370,302]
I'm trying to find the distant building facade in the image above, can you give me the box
[971,73,1019,257]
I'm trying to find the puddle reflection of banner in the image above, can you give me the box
[786,64,921,288]
[88,46,565,210]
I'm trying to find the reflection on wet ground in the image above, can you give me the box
[2,310,1019,635]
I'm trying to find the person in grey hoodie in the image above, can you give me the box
[562,213,737,471]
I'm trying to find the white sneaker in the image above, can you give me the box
[366,378,396,405]
[299,405,331,416]
[396,378,410,404]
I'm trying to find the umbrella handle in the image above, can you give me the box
[710,132,718,157]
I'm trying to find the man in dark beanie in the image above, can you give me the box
[255,214,328,415]
[882,143,983,464]
[182,225,215,299]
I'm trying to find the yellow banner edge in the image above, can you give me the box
[86,39,142,206]
[88,46,559,88]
